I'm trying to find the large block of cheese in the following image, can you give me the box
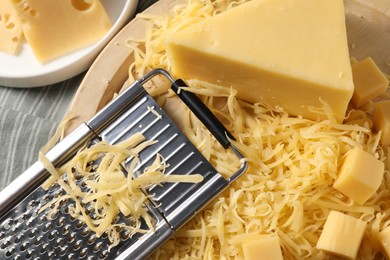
[10,0,111,63]
[0,0,23,54]
[373,100,390,146]
[351,57,389,108]
[333,147,384,204]
[242,235,283,260]
[316,210,366,259]
[166,0,354,122]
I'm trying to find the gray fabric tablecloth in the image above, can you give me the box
[0,0,158,191]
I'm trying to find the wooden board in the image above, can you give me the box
[66,0,390,133]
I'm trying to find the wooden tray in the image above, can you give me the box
[66,0,390,133]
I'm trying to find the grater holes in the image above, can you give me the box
[67,253,76,260]
[26,199,39,211]
[47,229,59,241]
[25,249,35,259]
[42,222,52,232]
[87,234,96,244]
[56,237,66,247]
[93,241,104,252]
[5,246,15,258]
[2,219,13,230]
[29,227,38,238]
[68,231,77,243]
[62,223,72,235]
[0,238,10,249]
[81,227,90,237]
[75,219,84,229]
[19,241,29,251]
[56,216,66,227]
[33,235,43,246]
[73,239,83,250]
[98,249,109,259]
[14,233,24,244]
[39,243,49,254]
[79,247,88,258]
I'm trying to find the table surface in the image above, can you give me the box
[0,1,158,191]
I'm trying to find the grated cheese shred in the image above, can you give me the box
[118,0,390,259]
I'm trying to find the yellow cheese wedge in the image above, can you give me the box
[166,0,354,122]
[351,57,389,108]
[374,100,390,146]
[333,146,384,204]
[10,0,112,63]
[242,235,283,260]
[0,0,23,54]
[317,211,366,259]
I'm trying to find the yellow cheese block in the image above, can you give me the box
[166,0,354,122]
[333,147,384,204]
[10,0,112,63]
[316,210,366,259]
[374,100,390,146]
[377,225,390,258]
[242,235,283,260]
[351,57,389,108]
[0,0,23,54]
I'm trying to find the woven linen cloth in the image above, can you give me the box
[0,0,158,191]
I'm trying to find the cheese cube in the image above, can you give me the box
[351,57,389,107]
[377,225,390,258]
[10,0,112,63]
[0,0,23,54]
[333,147,384,204]
[373,100,390,146]
[316,210,366,259]
[242,235,283,260]
[166,0,354,122]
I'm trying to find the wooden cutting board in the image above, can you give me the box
[66,0,390,133]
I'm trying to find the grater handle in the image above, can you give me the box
[171,79,235,149]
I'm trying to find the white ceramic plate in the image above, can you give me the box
[0,0,139,88]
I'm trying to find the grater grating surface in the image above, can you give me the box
[0,69,247,260]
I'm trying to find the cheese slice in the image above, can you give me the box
[166,0,354,122]
[10,0,112,63]
[0,0,23,54]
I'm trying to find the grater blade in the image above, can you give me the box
[0,69,247,260]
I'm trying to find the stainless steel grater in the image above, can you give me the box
[0,69,247,260]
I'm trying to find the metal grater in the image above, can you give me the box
[0,69,247,260]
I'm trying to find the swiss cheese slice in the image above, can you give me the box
[0,0,23,54]
[166,0,354,122]
[10,0,112,63]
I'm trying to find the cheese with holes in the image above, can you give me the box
[166,0,354,122]
[242,235,283,260]
[374,100,390,146]
[333,147,384,204]
[0,0,23,54]
[10,0,111,63]
[317,211,366,259]
[351,57,389,107]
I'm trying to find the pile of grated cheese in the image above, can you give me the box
[121,0,390,259]
[39,129,203,248]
